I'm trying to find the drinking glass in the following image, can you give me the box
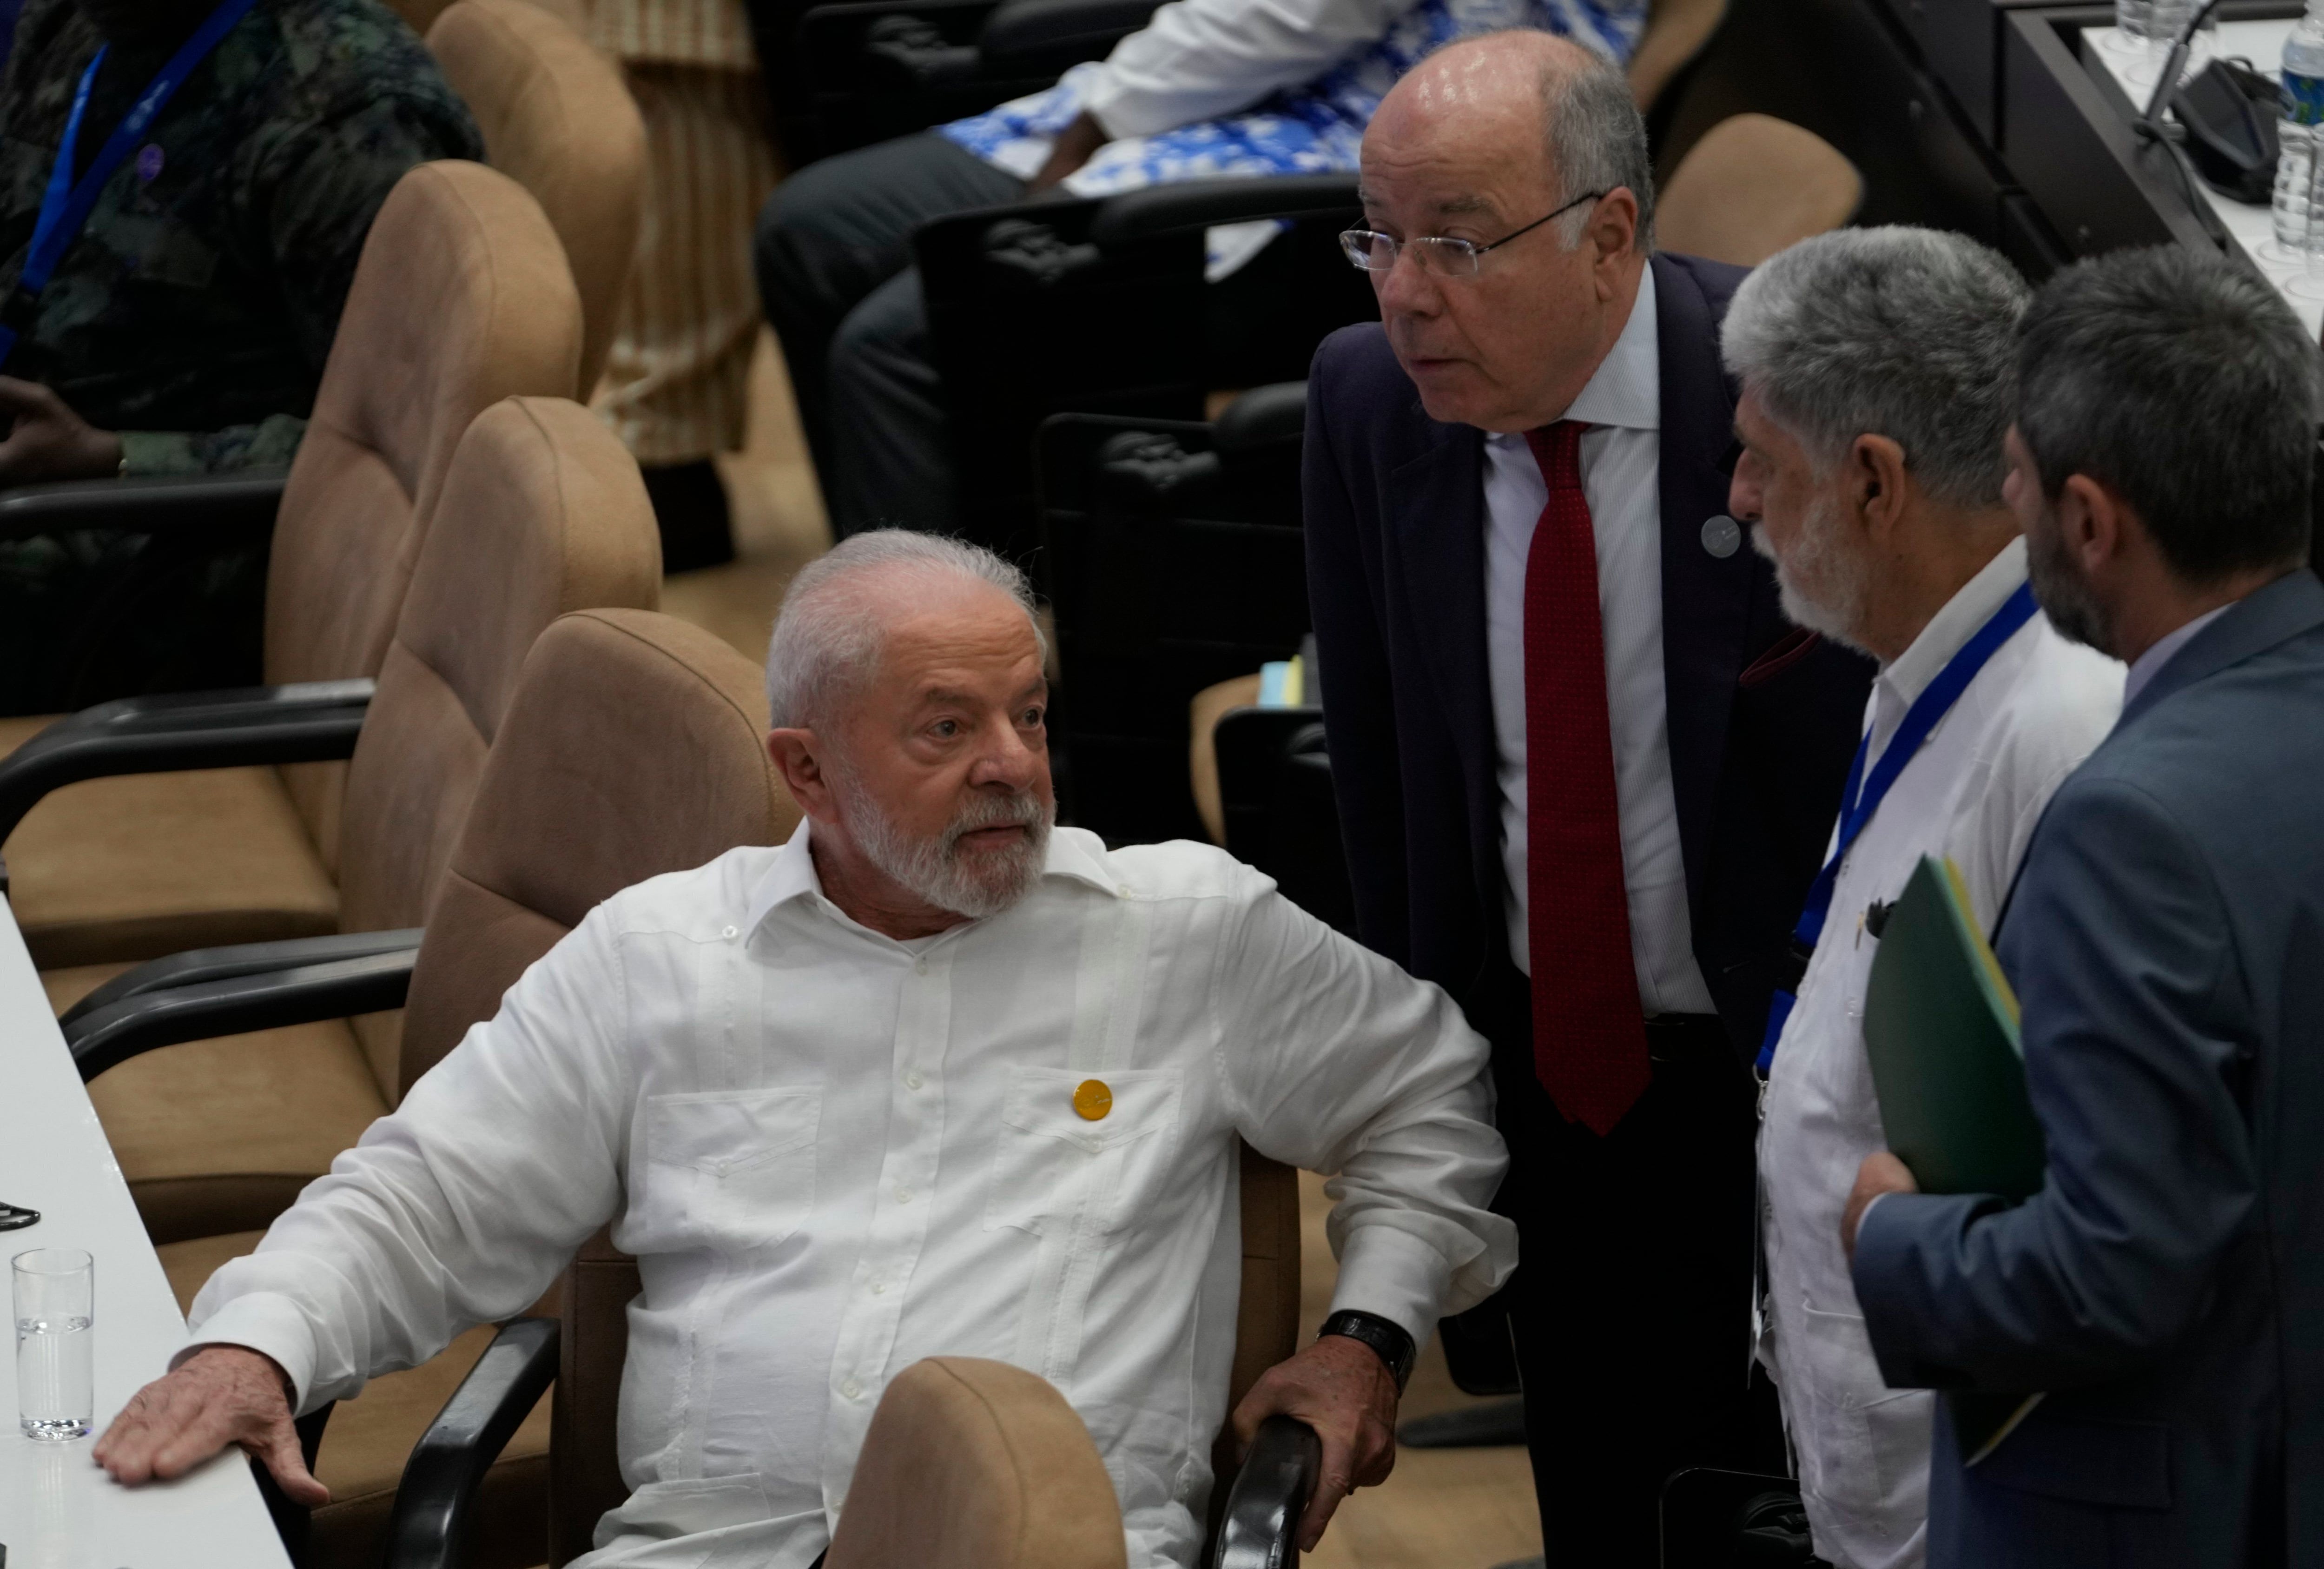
[14,1249,93,1441]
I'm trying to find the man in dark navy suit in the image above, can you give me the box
[1843,248,2324,1569]
[1304,31,1872,1564]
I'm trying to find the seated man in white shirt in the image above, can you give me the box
[90,529,1518,1569]
[1721,228,2124,1569]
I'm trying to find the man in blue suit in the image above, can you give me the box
[1843,245,2324,1566]
[1305,29,1871,1563]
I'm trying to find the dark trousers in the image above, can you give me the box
[1478,964,1783,1567]
[751,132,1022,539]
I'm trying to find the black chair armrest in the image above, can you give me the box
[797,0,997,88]
[1211,1415,1320,1569]
[977,0,1157,68]
[383,1318,561,1569]
[0,470,287,542]
[1089,174,1361,245]
[1212,382,1308,456]
[63,947,417,1082]
[0,678,373,842]
[59,928,425,1029]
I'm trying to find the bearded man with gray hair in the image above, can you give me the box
[1723,227,2122,1568]
[92,530,1517,1569]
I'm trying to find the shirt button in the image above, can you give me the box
[904,1071,924,1090]
[840,1377,863,1400]
[895,1186,914,1204]
[722,925,739,940]
[914,959,928,975]
[868,1280,886,1295]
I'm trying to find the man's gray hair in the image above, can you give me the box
[2017,244,2320,583]
[765,529,1043,728]
[1540,40,1656,251]
[1720,226,2030,509]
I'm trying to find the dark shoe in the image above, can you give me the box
[640,459,735,574]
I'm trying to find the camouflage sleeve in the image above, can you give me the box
[118,414,308,477]
[256,85,485,371]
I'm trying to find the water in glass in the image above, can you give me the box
[17,1315,93,1439]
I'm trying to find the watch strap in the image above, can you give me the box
[1318,1309,1416,1393]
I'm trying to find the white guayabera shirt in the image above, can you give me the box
[1757,539,2123,1569]
[187,822,1517,1569]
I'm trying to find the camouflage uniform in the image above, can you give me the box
[0,0,479,712]
[0,0,482,470]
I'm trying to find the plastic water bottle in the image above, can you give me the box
[2274,0,2324,249]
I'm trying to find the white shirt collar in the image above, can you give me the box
[741,814,1123,939]
[1879,537,2030,707]
[2123,602,2232,708]
[1558,263,1660,434]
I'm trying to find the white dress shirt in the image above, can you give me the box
[1756,539,2123,1569]
[1481,267,1715,1015]
[2122,602,2230,708]
[186,823,1516,1569]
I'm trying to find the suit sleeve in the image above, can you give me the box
[1852,775,2258,1392]
[1302,335,1413,968]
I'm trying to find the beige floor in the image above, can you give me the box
[662,338,1543,1569]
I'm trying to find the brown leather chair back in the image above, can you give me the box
[398,608,794,1093]
[826,1359,1129,1569]
[266,161,583,874]
[1655,115,1865,266]
[426,0,647,393]
[547,1146,1302,1564]
[334,398,662,1100]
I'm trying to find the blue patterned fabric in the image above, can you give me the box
[939,0,1643,201]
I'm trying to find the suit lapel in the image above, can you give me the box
[1652,252,1756,919]
[1385,421,1501,911]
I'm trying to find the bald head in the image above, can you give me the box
[1356,30,1657,433]
[1366,31,1655,251]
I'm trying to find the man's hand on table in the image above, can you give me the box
[93,1344,328,1505]
[0,376,123,485]
[1027,111,1109,191]
[1229,1332,1400,1551]
[1842,1150,1920,1264]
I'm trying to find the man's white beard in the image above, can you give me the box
[832,767,1054,920]
[1752,490,1875,655]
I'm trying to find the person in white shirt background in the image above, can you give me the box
[90,530,1519,1569]
[1721,228,2124,1569]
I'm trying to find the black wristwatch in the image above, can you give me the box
[1318,1309,1416,1393]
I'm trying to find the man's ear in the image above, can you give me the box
[1848,434,1910,536]
[2057,474,2123,572]
[1589,189,1642,292]
[767,729,838,822]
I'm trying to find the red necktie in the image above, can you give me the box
[1523,421,1651,1136]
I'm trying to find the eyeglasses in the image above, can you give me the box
[1339,190,1608,278]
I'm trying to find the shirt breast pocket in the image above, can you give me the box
[639,1087,821,1253]
[982,1066,1182,1238]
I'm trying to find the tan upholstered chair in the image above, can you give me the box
[427,0,647,393]
[71,397,657,1246]
[0,162,582,978]
[1656,115,1865,266]
[99,609,794,1569]
[825,1359,1130,1569]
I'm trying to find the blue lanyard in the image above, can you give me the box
[1755,580,2039,1074]
[0,0,258,370]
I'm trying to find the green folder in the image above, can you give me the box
[1862,854,2047,1464]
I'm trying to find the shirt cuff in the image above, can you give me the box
[176,1292,322,1413]
[1325,1222,1450,1348]
[116,430,202,478]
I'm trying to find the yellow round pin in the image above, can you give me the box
[1073,1078,1114,1121]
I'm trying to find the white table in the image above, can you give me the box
[2082,19,2324,337]
[0,899,290,1569]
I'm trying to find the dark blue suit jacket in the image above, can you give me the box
[1853,569,2324,1568]
[1301,252,1872,1065]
